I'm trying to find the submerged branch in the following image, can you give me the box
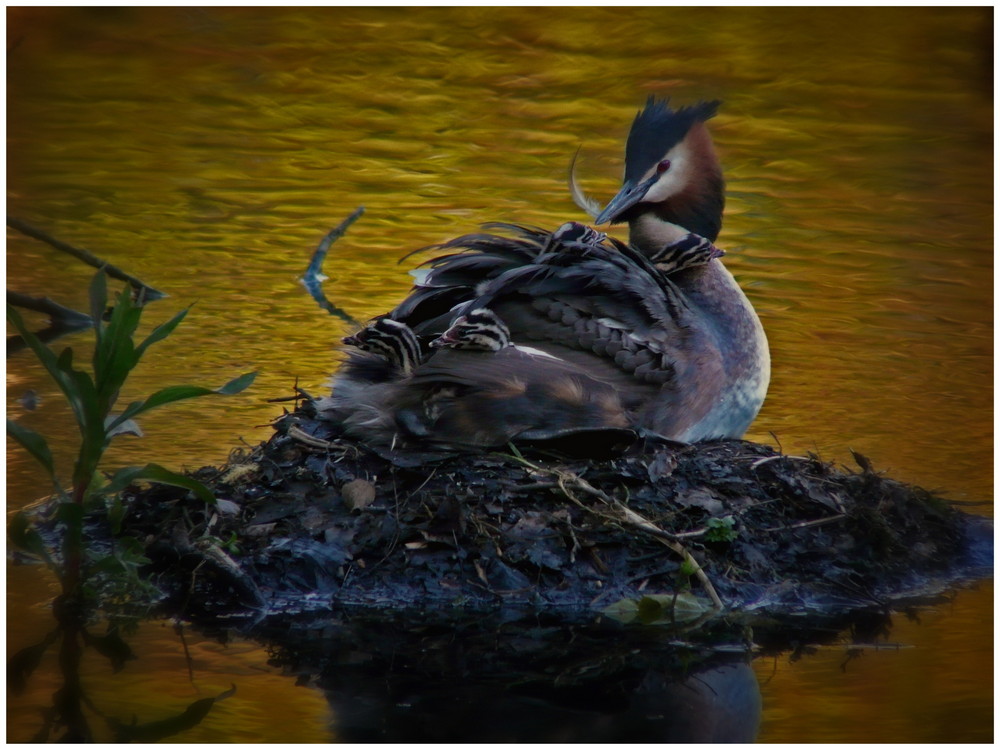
[7,291,94,355]
[7,216,165,301]
[7,291,92,324]
[301,208,365,326]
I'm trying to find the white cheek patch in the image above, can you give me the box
[641,142,693,203]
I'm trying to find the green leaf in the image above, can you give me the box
[70,367,110,495]
[108,496,126,535]
[69,371,102,453]
[705,516,738,543]
[603,593,712,626]
[102,287,142,343]
[8,512,54,564]
[52,347,91,434]
[88,269,108,346]
[56,503,86,550]
[6,419,56,478]
[8,305,85,426]
[114,534,151,561]
[125,385,221,413]
[216,370,257,395]
[104,463,216,505]
[107,372,257,431]
[636,593,710,624]
[134,307,189,361]
[56,345,74,372]
[94,287,142,411]
[601,598,640,623]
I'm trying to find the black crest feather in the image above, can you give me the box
[624,97,721,183]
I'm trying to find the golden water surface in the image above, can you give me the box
[6,7,992,743]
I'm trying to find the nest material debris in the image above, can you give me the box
[95,400,987,624]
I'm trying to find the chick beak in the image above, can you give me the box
[430,326,462,349]
[593,174,658,225]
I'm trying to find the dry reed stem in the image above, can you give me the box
[505,449,725,610]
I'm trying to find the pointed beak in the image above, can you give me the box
[594,174,657,225]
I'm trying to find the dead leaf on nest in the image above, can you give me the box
[215,499,241,516]
[342,479,376,511]
[850,448,874,474]
[673,489,725,514]
[647,451,678,481]
[244,523,276,537]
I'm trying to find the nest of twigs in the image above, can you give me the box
[96,398,988,625]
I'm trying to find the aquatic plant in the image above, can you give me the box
[8,270,254,599]
[7,270,254,740]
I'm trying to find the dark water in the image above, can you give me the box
[6,7,992,742]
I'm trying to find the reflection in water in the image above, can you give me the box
[6,581,231,743]
[247,603,954,743]
[261,615,764,743]
[6,6,992,744]
[319,660,762,743]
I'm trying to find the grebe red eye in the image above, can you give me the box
[657,159,671,174]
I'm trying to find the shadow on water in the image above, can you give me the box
[177,602,963,743]
[278,616,765,743]
[8,580,991,742]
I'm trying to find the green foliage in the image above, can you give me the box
[7,270,255,741]
[678,559,698,578]
[7,271,256,604]
[8,511,54,566]
[7,280,255,509]
[103,463,218,505]
[603,593,712,625]
[206,532,242,556]
[704,515,738,543]
[6,419,56,481]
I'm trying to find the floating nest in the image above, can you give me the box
[87,397,990,626]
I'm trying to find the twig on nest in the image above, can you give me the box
[762,514,846,533]
[286,424,340,450]
[750,454,812,469]
[503,446,724,610]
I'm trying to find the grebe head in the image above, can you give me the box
[343,317,422,375]
[430,308,512,352]
[595,98,725,246]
